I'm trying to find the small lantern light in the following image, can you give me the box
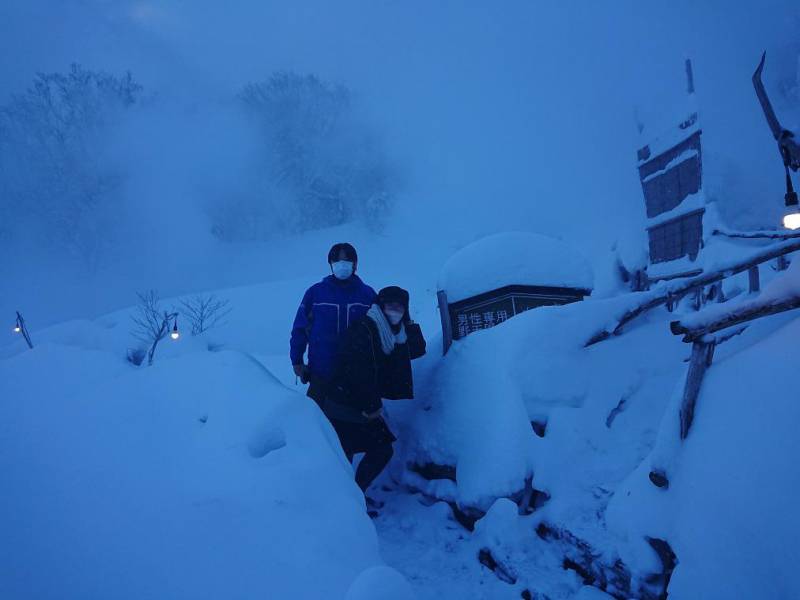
[13,323,21,333]
[170,317,180,340]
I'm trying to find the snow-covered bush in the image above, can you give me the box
[231,71,396,236]
[0,64,142,269]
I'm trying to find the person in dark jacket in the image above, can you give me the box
[290,243,377,402]
[322,286,426,498]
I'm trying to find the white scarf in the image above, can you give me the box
[367,304,407,354]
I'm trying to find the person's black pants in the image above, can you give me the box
[331,417,396,493]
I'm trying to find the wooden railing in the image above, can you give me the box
[585,237,800,346]
[642,236,800,489]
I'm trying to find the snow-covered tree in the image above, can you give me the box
[0,64,142,269]
[232,71,395,236]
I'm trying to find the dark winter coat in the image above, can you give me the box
[289,275,377,381]
[323,315,426,422]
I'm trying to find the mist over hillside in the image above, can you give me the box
[1,0,798,324]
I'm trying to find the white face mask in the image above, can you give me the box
[331,260,354,280]
[383,309,404,325]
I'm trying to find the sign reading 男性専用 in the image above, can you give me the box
[448,285,589,341]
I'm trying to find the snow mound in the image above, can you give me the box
[0,337,388,599]
[437,231,594,303]
[399,292,686,511]
[607,310,800,599]
[345,565,416,600]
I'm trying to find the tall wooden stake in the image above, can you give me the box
[680,340,714,439]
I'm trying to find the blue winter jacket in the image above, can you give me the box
[290,274,377,381]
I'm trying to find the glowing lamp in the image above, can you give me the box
[784,210,800,230]
[13,324,21,333]
[170,319,180,340]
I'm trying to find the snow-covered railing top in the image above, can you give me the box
[670,255,800,343]
[711,227,800,240]
[586,236,800,346]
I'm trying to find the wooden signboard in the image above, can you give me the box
[438,285,590,354]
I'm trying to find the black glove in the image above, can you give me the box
[293,364,310,384]
[406,322,427,359]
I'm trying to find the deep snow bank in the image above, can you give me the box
[399,236,800,597]
[396,293,687,514]
[0,319,390,599]
[608,294,800,598]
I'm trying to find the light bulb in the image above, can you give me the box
[783,211,800,230]
[13,325,21,333]
[170,317,179,340]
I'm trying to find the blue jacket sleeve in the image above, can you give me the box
[290,287,313,365]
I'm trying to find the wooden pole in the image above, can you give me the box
[748,266,760,294]
[437,290,453,355]
[16,311,33,350]
[671,295,800,342]
[712,228,800,240]
[680,340,714,439]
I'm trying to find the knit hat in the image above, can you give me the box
[328,243,358,266]
[377,286,410,312]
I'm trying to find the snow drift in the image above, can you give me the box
[0,316,393,599]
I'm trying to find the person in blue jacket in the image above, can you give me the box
[290,243,377,403]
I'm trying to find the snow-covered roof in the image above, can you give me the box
[637,106,700,166]
[437,232,594,303]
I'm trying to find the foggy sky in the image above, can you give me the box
[2,0,799,323]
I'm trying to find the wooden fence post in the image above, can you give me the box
[437,290,453,355]
[748,266,760,294]
[679,340,715,439]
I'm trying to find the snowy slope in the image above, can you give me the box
[608,265,800,599]
[0,319,391,599]
[4,228,800,600]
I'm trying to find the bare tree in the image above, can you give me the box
[130,290,178,366]
[179,294,232,335]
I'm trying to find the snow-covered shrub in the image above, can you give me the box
[229,71,396,236]
[126,347,147,367]
[0,64,142,269]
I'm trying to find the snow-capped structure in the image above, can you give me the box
[436,232,593,352]
[438,232,594,303]
[636,60,707,282]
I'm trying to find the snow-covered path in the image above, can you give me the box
[369,480,611,600]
